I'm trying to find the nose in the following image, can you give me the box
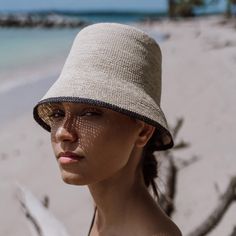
[55,116,78,143]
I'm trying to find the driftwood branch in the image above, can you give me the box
[187,176,236,236]
[158,118,236,235]
[172,117,184,140]
[157,153,177,216]
[16,185,71,236]
[176,155,200,170]
[230,226,236,236]
[157,118,188,216]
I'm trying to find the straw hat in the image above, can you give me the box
[33,22,173,150]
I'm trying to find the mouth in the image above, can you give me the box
[57,151,85,164]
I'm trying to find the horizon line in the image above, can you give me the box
[0,8,167,14]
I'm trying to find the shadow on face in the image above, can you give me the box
[38,102,147,185]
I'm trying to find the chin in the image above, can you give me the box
[61,171,87,185]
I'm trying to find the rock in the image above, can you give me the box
[0,13,89,28]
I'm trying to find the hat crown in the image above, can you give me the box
[59,23,162,105]
[34,23,173,150]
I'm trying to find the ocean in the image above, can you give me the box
[0,13,152,92]
[0,13,166,93]
[0,27,80,93]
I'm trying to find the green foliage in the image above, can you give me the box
[226,0,236,17]
[169,0,205,17]
[175,0,204,6]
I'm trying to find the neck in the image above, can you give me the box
[87,148,148,231]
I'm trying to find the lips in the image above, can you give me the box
[58,151,84,164]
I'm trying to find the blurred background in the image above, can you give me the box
[0,0,235,236]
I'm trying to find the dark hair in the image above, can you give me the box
[142,129,161,199]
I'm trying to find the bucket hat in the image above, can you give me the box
[33,22,174,150]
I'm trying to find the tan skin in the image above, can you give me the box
[49,102,182,236]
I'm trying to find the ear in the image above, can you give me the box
[135,122,156,148]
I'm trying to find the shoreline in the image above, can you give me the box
[0,59,61,94]
[0,74,56,127]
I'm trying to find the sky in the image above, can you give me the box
[0,0,168,12]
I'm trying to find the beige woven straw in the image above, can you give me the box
[33,22,173,150]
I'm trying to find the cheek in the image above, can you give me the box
[83,120,137,171]
[50,133,57,154]
[78,120,104,153]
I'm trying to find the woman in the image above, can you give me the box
[33,23,182,236]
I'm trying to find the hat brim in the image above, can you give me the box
[33,96,174,151]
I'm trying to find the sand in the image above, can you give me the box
[1,16,236,236]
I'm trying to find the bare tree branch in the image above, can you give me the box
[157,153,177,216]
[176,155,200,170]
[187,176,236,236]
[172,118,184,140]
[229,226,236,236]
[158,118,236,235]
[173,140,190,150]
[157,118,187,216]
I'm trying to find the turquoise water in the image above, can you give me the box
[0,15,144,92]
[0,28,80,71]
[0,14,159,73]
[0,27,82,93]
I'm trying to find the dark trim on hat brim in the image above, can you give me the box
[33,96,174,150]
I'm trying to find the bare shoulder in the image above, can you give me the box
[129,192,182,236]
[159,221,182,236]
[151,217,182,236]
[155,210,182,236]
[134,209,182,236]
[143,205,182,236]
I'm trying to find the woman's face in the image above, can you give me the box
[48,102,146,185]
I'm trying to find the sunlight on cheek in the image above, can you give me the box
[75,118,105,153]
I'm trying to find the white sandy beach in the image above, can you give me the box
[1,16,236,236]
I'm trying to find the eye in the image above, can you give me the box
[84,111,100,116]
[49,109,65,119]
[81,108,102,117]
